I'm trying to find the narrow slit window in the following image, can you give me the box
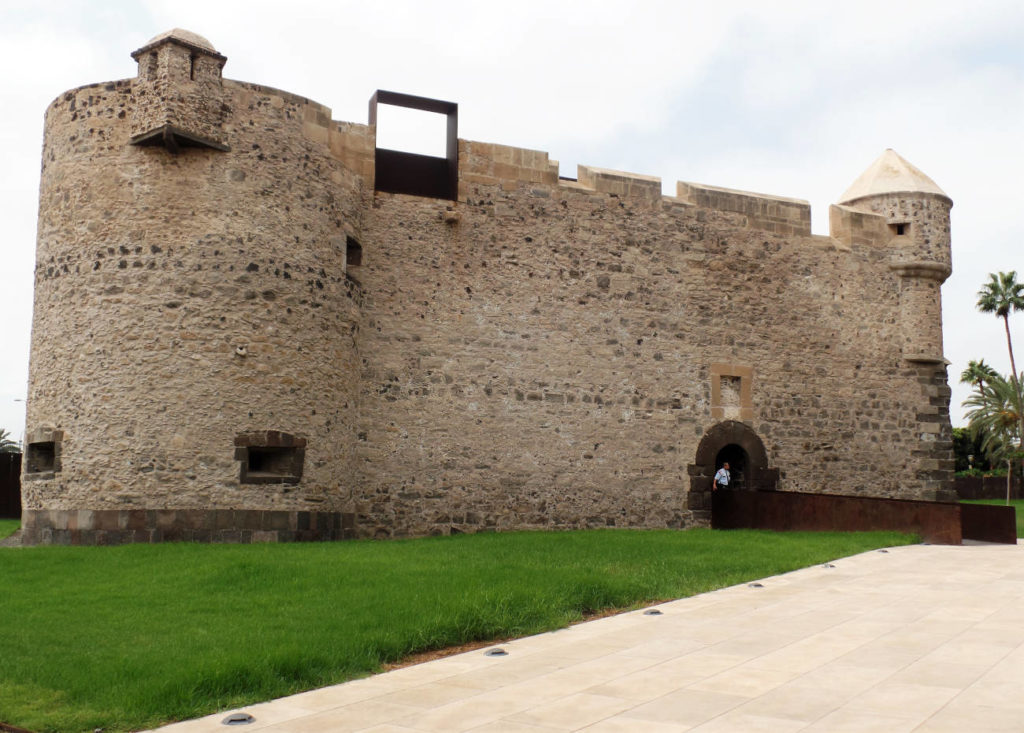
[892,223,909,236]
[346,236,362,267]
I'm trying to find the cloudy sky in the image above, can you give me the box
[1,0,1021,443]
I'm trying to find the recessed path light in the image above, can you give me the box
[748,582,764,588]
[222,712,255,726]
[878,549,889,553]
[822,563,836,568]
[485,648,508,657]
[643,609,663,616]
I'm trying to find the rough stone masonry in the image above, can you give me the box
[20,29,955,544]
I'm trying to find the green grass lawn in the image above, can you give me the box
[0,528,914,732]
[962,498,1024,536]
[0,519,18,540]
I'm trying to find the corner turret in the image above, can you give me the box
[129,28,229,151]
[838,149,952,363]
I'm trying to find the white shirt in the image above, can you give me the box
[714,468,730,486]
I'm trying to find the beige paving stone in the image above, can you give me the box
[913,699,1024,732]
[844,681,960,719]
[578,716,690,732]
[443,658,568,691]
[800,708,921,732]
[688,663,801,697]
[953,677,1024,710]
[376,681,490,708]
[391,691,535,732]
[618,688,751,728]
[686,710,807,732]
[261,699,421,732]
[585,665,708,702]
[504,692,634,729]
[465,721,566,732]
[831,641,921,671]
[888,659,989,688]
[731,680,844,723]
[744,634,865,674]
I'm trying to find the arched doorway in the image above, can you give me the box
[715,443,749,490]
[687,421,778,521]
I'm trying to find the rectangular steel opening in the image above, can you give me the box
[370,90,458,201]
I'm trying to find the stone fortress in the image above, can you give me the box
[21,29,955,544]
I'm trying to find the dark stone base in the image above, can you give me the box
[19,508,356,545]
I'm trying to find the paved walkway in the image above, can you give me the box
[154,542,1024,732]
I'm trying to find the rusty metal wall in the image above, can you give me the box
[0,452,21,519]
[712,489,1016,545]
[954,474,1021,501]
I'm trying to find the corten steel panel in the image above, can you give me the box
[960,503,1017,544]
[0,452,21,519]
[374,149,455,200]
[712,489,965,544]
[954,475,1021,501]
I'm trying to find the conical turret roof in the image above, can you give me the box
[145,28,217,53]
[838,149,948,204]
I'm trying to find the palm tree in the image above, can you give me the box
[977,272,1024,475]
[977,271,1024,388]
[0,429,19,454]
[964,373,1023,504]
[960,359,1000,397]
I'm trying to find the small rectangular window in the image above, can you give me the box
[234,431,305,484]
[26,442,56,474]
[892,223,909,236]
[247,447,297,478]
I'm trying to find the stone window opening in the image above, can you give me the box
[234,431,305,484]
[26,442,56,474]
[892,222,909,236]
[22,428,63,479]
[189,53,197,80]
[146,52,158,79]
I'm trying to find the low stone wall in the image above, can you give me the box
[20,509,355,545]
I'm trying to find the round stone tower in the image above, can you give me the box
[838,149,952,363]
[22,30,363,543]
[838,149,955,500]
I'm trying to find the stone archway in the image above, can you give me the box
[687,421,778,520]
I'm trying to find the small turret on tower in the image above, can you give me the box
[837,149,952,363]
[129,29,229,152]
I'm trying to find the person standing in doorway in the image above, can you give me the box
[714,462,731,491]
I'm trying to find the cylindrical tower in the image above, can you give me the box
[23,30,363,543]
[838,149,952,363]
[838,149,955,500]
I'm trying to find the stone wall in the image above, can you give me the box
[352,159,954,537]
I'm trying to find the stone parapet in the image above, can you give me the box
[459,140,559,192]
[676,181,811,235]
